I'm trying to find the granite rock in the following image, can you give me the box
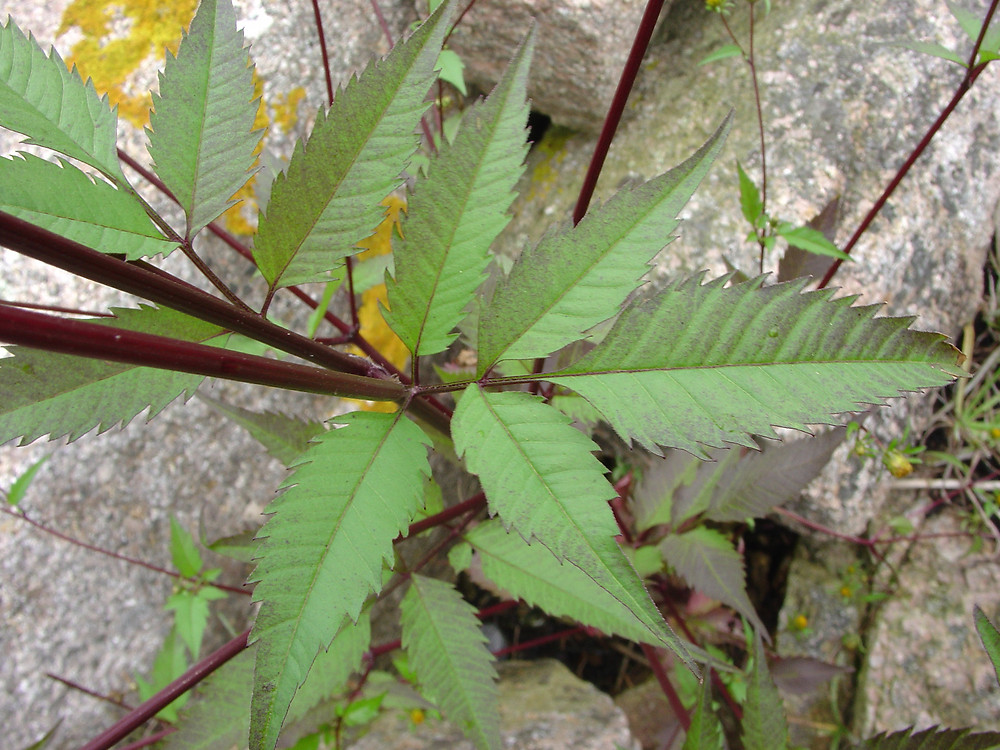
[445,0,671,131]
[346,658,639,750]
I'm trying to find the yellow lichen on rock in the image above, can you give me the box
[58,0,199,125]
[346,195,410,413]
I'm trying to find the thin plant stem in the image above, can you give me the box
[443,0,479,47]
[493,626,586,658]
[819,0,999,289]
[403,492,486,538]
[311,0,360,328]
[119,728,175,750]
[640,642,691,731]
[0,298,112,317]
[747,4,768,273]
[3,507,251,597]
[720,8,768,272]
[79,629,251,750]
[310,0,336,106]
[527,0,666,392]
[573,0,667,225]
[45,672,133,711]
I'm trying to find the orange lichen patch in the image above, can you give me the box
[345,196,409,413]
[351,195,409,372]
[58,0,199,125]
[221,70,270,235]
[271,86,307,134]
[56,0,305,238]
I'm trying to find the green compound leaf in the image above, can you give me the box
[742,631,788,750]
[453,519,677,646]
[0,17,125,182]
[253,0,455,290]
[452,385,690,664]
[401,575,500,750]
[199,393,324,467]
[659,527,766,635]
[476,114,731,373]
[146,0,262,240]
[248,411,430,750]
[0,305,224,446]
[164,614,370,750]
[857,725,1000,749]
[384,29,533,357]
[0,154,177,259]
[633,428,845,528]
[548,274,962,458]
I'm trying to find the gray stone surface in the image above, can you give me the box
[862,508,1000,736]
[346,658,639,749]
[446,0,669,131]
[3,0,1000,747]
[0,2,411,748]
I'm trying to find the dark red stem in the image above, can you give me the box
[0,212,454,434]
[4,507,250,597]
[116,149,430,396]
[443,0,479,47]
[0,304,404,401]
[819,0,999,288]
[0,298,112,317]
[45,672,133,711]
[493,626,586,658]
[640,642,691,731]
[118,728,175,750]
[0,211,367,376]
[310,0,336,106]
[572,0,666,225]
[403,492,486,537]
[79,629,250,750]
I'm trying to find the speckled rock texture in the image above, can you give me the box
[0,2,414,748]
[445,0,671,131]
[345,659,639,749]
[862,509,1000,735]
[3,0,1000,747]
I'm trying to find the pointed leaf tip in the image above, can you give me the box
[147,0,262,240]
[253,0,457,290]
[385,26,535,357]
[477,113,732,372]
[0,17,124,181]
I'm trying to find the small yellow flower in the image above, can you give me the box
[409,708,425,725]
[792,614,808,631]
[882,449,913,478]
[839,585,853,599]
[990,427,1000,440]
